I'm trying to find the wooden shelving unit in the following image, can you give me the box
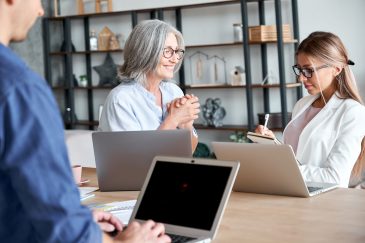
[43,0,301,131]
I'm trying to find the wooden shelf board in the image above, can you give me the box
[183,82,301,89]
[186,39,298,48]
[50,49,123,56]
[194,124,248,131]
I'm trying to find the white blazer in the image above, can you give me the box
[283,93,365,187]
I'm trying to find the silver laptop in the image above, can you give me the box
[92,130,192,191]
[212,142,338,197]
[129,156,239,243]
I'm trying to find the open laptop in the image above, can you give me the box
[129,156,239,243]
[92,130,192,191]
[212,142,338,197]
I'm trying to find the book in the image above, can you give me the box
[78,187,98,201]
[247,132,282,145]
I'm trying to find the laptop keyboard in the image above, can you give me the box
[307,186,323,192]
[167,233,196,243]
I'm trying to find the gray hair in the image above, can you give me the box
[119,19,185,86]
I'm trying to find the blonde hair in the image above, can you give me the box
[296,31,363,104]
[297,31,364,185]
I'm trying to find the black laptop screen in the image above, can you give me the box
[135,160,232,230]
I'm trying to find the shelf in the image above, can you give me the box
[71,120,99,126]
[186,39,298,48]
[183,82,301,89]
[48,0,243,20]
[52,85,118,90]
[194,124,248,131]
[50,49,123,56]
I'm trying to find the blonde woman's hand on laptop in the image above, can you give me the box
[115,220,171,243]
[255,125,275,139]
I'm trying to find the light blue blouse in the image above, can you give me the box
[99,80,184,131]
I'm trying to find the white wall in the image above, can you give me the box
[298,0,365,99]
[56,0,365,149]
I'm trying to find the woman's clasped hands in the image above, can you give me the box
[167,94,200,129]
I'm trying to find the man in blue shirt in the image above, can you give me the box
[0,1,170,242]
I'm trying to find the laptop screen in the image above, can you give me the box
[135,160,232,230]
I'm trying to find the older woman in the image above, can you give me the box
[99,19,200,151]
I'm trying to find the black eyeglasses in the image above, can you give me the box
[292,64,329,78]
[162,47,185,60]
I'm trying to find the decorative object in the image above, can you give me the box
[248,24,292,43]
[116,33,125,49]
[208,55,227,84]
[261,70,278,85]
[202,98,226,127]
[60,40,76,52]
[72,74,79,87]
[98,26,113,50]
[77,0,112,14]
[109,35,120,50]
[54,0,61,16]
[95,0,113,13]
[229,131,248,143]
[230,66,245,85]
[63,107,78,124]
[193,142,213,158]
[188,51,209,84]
[89,30,98,51]
[79,75,88,87]
[233,23,243,42]
[93,53,119,86]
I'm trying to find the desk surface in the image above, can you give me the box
[82,168,365,243]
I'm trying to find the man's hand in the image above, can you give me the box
[93,210,124,233]
[115,220,171,243]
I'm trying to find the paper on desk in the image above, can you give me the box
[88,200,136,225]
[78,187,99,196]
[78,187,98,201]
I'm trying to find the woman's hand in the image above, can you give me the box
[166,94,200,128]
[255,125,275,138]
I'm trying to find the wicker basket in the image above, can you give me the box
[248,24,292,42]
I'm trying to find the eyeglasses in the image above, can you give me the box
[292,64,329,78]
[162,47,185,60]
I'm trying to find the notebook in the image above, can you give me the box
[129,156,239,243]
[212,142,338,197]
[246,131,282,144]
[92,130,192,191]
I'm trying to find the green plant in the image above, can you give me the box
[229,131,248,143]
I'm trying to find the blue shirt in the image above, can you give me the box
[98,81,184,131]
[0,44,101,242]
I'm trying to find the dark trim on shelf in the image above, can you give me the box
[240,0,254,131]
[258,1,270,114]
[42,18,52,86]
[291,0,303,100]
[274,0,288,128]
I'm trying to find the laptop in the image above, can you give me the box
[92,130,192,191]
[212,142,338,197]
[129,156,239,243]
